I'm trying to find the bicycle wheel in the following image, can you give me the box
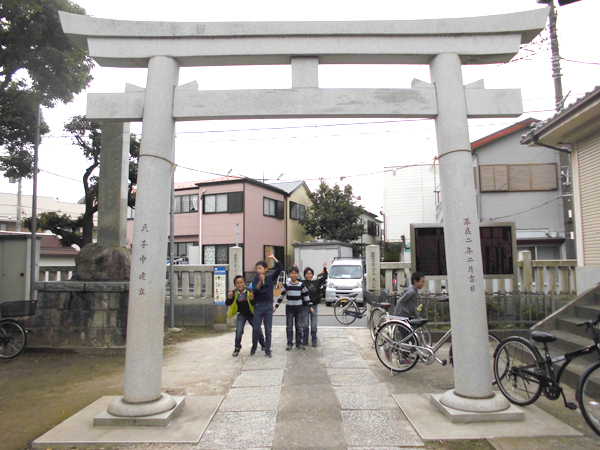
[334,298,358,325]
[374,320,419,373]
[449,333,500,368]
[577,361,600,437]
[494,337,543,406]
[0,319,27,359]
[368,308,385,341]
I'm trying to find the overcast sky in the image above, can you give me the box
[3,0,600,217]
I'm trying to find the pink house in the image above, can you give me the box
[126,177,287,280]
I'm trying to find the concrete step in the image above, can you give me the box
[575,303,600,320]
[556,316,599,339]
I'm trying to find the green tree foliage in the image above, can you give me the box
[25,116,140,248]
[383,246,401,262]
[301,179,364,243]
[0,0,93,178]
[23,211,83,248]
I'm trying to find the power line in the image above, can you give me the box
[561,58,600,66]
[39,169,81,183]
[489,196,561,221]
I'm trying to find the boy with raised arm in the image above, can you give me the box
[252,253,283,357]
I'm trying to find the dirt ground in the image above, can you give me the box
[0,327,225,450]
[2,324,598,450]
[0,325,498,450]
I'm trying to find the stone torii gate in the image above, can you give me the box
[60,8,548,423]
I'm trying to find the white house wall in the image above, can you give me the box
[384,165,437,243]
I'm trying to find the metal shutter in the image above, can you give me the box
[577,131,600,265]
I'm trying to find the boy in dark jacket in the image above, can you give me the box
[393,271,425,318]
[301,262,328,347]
[226,275,265,357]
[252,253,283,357]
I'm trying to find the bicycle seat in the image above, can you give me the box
[409,318,429,328]
[379,302,391,309]
[531,331,557,343]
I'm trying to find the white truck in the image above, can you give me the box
[292,240,354,276]
[324,257,365,307]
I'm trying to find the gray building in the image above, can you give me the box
[472,118,565,260]
[522,87,600,292]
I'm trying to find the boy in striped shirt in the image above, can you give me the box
[274,266,314,350]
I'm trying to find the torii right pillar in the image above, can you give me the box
[430,53,510,414]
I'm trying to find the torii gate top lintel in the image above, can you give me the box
[59,8,548,68]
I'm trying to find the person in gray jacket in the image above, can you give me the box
[393,271,425,318]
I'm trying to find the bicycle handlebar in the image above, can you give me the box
[576,312,600,340]
[576,312,600,328]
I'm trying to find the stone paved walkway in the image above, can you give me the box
[197,327,424,449]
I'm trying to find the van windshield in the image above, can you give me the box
[329,265,362,279]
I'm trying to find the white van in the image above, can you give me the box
[324,258,365,306]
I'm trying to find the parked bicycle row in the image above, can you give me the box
[331,272,600,438]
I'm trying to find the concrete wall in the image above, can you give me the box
[31,281,128,348]
[384,164,437,243]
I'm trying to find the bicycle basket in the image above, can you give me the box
[0,300,37,318]
[363,289,397,307]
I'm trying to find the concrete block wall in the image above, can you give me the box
[31,281,129,348]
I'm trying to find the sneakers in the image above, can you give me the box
[265,350,272,357]
[312,341,318,347]
[286,344,293,351]
[250,346,257,356]
[302,341,308,346]
[296,345,306,350]
[261,345,266,352]
[232,348,240,357]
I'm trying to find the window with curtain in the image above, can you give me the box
[290,202,306,221]
[173,194,200,213]
[203,192,244,214]
[264,197,284,219]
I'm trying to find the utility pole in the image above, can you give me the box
[548,1,564,110]
[16,177,22,232]
[537,0,577,259]
[29,104,41,300]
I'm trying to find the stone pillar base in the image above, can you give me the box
[431,391,522,424]
[96,395,184,427]
[107,393,177,418]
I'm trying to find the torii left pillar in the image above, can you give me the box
[107,56,182,418]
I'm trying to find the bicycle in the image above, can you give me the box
[493,312,600,437]
[368,292,432,346]
[374,310,500,376]
[0,300,37,360]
